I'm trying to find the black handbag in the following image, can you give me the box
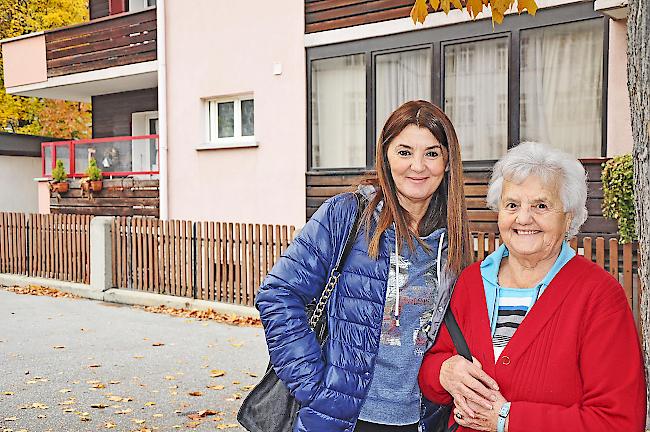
[423,308,473,432]
[237,193,365,432]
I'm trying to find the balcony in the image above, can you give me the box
[42,135,159,177]
[42,135,160,217]
[0,8,157,102]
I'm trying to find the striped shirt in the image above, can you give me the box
[493,287,538,360]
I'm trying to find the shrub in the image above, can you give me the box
[51,159,68,183]
[85,157,103,181]
[602,154,636,243]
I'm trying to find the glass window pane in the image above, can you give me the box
[44,146,52,176]
[311,54,366,169]
[520,20,603,157]
[241,99,255,137]
[218,102,235,138]
[376,48,432,141]
[55,145,71,174]
[444,38,509,160]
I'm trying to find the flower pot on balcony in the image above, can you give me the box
[90,180,103,192]
[50,181,69,193]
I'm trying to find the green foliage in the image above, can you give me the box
[0,0,90,138]
[51,159,67,182]
[602,154,636,243]
[85,157,102,181]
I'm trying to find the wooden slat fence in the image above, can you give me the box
[0,213,92,283]
[112,218,296,307]
[473,233,641,325]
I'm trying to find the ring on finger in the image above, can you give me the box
[455,412,463,420]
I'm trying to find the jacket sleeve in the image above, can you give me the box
[254,196,348,405]
[508,278,647,432]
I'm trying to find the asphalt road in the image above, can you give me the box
[0,288,269,432]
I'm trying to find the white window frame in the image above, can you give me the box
[199,94,257,150]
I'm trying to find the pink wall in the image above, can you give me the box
[1,35,47,88]
[165,1,306,226]
[606,18,633,157]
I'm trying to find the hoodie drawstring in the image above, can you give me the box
[393,230,445,328]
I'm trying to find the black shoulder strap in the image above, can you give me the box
[444,308,472,361]
[331,192,365,273]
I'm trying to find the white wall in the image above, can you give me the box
[165,0,306,226]
[0,156,41,213]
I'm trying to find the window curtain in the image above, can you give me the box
[520,20,603,157]
[444,38,509,160]
[311,55,366,169]
[375,49,432,142]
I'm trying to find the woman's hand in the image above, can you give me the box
[452,390,509,432]
[440,355,499,417]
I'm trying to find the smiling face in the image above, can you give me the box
[386,124,448,213]
[498,175,572,264]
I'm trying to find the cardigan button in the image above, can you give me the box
[501,356,511,365]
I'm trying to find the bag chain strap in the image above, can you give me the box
[308,269,340,329]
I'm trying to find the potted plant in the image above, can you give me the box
[85,157,103,192]
[50,159,69,193]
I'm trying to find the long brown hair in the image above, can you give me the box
[362,100,472,276]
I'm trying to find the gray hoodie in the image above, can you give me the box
[356,185,454,426]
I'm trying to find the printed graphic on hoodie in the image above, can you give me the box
[380,252,439,354]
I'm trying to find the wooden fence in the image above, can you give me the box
[112,218,296,307]
[0,213,92,283]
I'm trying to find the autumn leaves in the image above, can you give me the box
[410,0,539,25]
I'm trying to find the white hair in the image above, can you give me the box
[486,142,588,239]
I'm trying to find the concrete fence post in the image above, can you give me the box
[90,216,114,291]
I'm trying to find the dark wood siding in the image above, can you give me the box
[92,88,158,138]
[90,0,110,20]
[306,159,618,237]
[306,0,414,33]
[50,179,159,217]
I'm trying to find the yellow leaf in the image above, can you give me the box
[466,0,483,17]
[410,0,429,24]
[440,0,451,14]
[450,0,463,10]
[210,370,226,378]
[517,0,537,15]
[430,0,441,9]
[104,422,117,429]
[144,402,156,406]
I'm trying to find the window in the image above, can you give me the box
[375,48,432,141]
[444,38,508,160]
[203,95,255,149]
[520,20,604,158]
[307,3,606,168]
[311,54,366,169]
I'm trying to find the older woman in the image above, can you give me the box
[418,142,646,431]
[255,100,473,432]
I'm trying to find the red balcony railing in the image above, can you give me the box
[42,135,159,178]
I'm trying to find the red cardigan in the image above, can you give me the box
[418,256,646,431]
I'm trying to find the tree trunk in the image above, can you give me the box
[627,0,650,426]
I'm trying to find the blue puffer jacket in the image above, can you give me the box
[255,192,455,432]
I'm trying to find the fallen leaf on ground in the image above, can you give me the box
[90,403,108,409]
[136,305,261,327]
[58,389,71,393]
[52,346,65,349]
[210,370,225,378]
[188,391,203,397]
[88,364,101,368]
[104,422,116,429]
[114,408,132,415]
[152,342,164,347]
[206,385,225,390]
[216,424,239,429]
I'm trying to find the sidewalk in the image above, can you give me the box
[0,273,260,319]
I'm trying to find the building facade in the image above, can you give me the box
[0,0,632,232]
